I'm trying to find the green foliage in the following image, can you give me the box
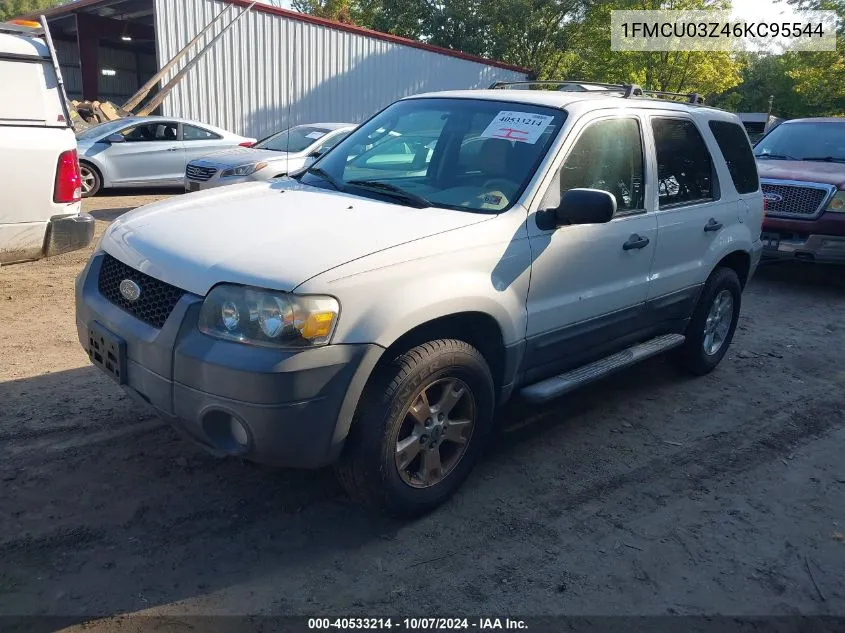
[290,0,842,117]
[0,0,66,22]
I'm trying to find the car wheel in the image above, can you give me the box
[80,163,102,198]
[675,267,742,376]
[336,339,495,517]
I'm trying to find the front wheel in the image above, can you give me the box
[335,340,495,517]
[80,163,102,198]
[675,267,742,376]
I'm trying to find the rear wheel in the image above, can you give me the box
[675,267,742,375]
[80,163,102,198]
[335,339,495,517]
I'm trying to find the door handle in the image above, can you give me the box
[167,147,180,152]
[704,218,723,232]
[623,234,650,250]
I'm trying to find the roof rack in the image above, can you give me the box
[488,80,705,104]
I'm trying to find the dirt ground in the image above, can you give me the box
[1,191,844,624]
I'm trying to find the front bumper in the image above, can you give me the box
[75,252,383,468]
[762,213,845,263]
[761,233,845,263]
[45,213,95,257]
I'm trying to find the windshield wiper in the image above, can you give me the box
[304,166,343,191]
[346,179,431,208]
[755,152,799,161]
[802,156,845,163]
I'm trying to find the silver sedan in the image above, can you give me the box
[75,116,256,197]
[185,123,355,191]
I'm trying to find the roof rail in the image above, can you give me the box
[0,19,45,36]
[488,80,705,104]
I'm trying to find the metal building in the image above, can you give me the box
[37,0,530,138]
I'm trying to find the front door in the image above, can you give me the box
[109,121,185,185]
[524,113,658,380]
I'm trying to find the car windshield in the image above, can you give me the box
[256,126,334,153]
[754,121,845,162]
[297,98,566,212]
[75,119,131,141]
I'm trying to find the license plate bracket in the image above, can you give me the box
[88,321,127,384]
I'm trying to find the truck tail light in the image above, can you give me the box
[54,149,82,203]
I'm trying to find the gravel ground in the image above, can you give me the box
[1,192,844,624]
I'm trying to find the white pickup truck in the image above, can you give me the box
[0,18,93,265]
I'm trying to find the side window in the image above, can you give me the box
[121,122,179,143]
[708,120,759,194]
[183,124,222,141]
[541,117,645,214]
[652,118,717,207]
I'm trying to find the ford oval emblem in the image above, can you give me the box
[763,192,783,203]
[119,279,141,302]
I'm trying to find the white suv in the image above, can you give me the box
[75,83,764,516]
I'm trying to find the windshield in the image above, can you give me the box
[256,125,334,153]
[297,98,566,212]
[75,119,130,141]
[754,121,845,162]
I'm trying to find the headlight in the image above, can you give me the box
[198,284,339,347]
[826,191,845,213]
[221,161,268,178]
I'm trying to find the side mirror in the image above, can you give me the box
[308,148,326,159]
[105,134,125,144]
[538,188,616,230]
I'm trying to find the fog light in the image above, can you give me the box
[201,409,251,454]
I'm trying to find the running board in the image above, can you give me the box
[520,334,686,403]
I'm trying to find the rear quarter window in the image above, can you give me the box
[708,120,759,194]
[0,59,64,126]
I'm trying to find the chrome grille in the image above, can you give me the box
[761,180,833,219]
[186,164,217,182]
[98,254,185,329]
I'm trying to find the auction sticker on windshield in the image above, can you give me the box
[306,131,327,139]
[480,111,555,144]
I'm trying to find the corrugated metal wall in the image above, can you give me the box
[154,0,526,139]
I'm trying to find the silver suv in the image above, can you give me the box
[75,82,764,516]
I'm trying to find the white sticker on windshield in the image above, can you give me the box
[306,131,327,139]
[479,111,554,144]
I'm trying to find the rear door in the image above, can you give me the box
[646,115,738,315]
[108,121,184,185]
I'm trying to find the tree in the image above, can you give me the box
[780,0,845,115]
[0,0,67,22]
[566,0,742,96]
[290,0,356,24]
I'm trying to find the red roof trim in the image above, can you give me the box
[32,0,532,75]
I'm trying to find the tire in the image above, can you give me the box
[80,163,102,198]
[335,339,495,517]
[675,267,742,376]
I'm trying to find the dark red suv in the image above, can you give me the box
[755,118,845,263]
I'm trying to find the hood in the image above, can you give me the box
[102,180,491,296]
[756,159,845,189]
[191,147,295,167]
